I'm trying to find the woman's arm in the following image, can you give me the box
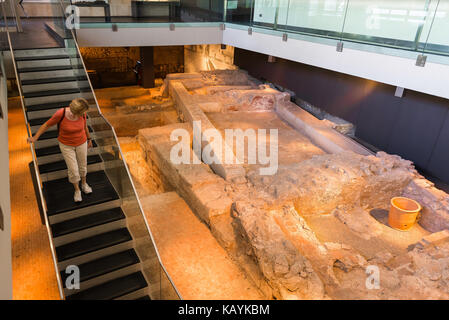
[27,108,63,144]
[27,122,49,143]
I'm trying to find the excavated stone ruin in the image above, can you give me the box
[99,70,449,300]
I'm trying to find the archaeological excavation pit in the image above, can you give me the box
[96,70,449,300]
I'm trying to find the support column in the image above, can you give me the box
[140,46,155,88]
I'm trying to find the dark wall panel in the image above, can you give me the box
[387,92,448,169]
[234,47,449,184]
[355,85,402,151]
[427,113,449,182]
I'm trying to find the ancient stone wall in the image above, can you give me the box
[184,44,237,73]
[128,70,449,300]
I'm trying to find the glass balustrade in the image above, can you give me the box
[222,0,449,57]
[66,0,449,59]
[68,0,225,23]
[0,0,181,300]
[53,0,181,300]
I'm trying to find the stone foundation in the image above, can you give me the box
[100,70,449,300]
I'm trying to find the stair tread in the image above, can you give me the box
[52,207,125,238]
[136,295,151,300]
[18,65,73,73]
[29,110,92,126]
[38,130,58,140]
[61,249,139,286]
[66,271,147,300]
[24,88,80,98]
[22,76,88,86]
[35,140,97,157]
[56,228,132,262]
[15,54,70,61]
[39,154,102,174]
[37,126,93,141]
[29,116,53,127]
[28,117,51,127]
[43,170,119,216]
[26,100,72,112]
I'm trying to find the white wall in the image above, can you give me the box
[76,25,223,47]
[222,25,449,100]
[76,22,449,99]
[0,54,12,300]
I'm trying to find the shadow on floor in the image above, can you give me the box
[369,208,389,226]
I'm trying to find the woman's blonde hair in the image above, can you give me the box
[69,98,89,116]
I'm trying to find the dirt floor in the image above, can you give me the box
[98,70,449,300]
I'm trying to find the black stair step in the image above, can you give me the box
[43,170,119,216]
[66,271,147,300]
[29,116,52,127]
[136,295,151,300]
[26,100,72,112]
[35,145,60,157]
[39,154,102,174]
[29,109,92,126]
[60,249,139,287]
[37,126,93,141]
[35,140,97,157]
[38,130,58,140]
[56,228,132,262]
[52,207,125,238]
[24,88,80,99]
[18,65,73,73]
[22,75,88,86]
[15,54,70,62]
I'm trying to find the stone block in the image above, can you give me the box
[167,79,246,182]
[420,230,449,246]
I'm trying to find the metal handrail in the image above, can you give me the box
[0,1,65,300]
[56,0,182,299]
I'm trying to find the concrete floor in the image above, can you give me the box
[8,98,60,300]
[9,18,61,50]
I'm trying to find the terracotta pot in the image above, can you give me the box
[388,197,421,231]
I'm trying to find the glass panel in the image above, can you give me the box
[161,267,181,299]
[419,0,449,55]
[0,3,8,51]
[282,0,348,37]
[70,0,226,23]
[253,0,279,28]
[277,0,290,29]
[226,0,254,25]
[342,0,429,49]
[59,0,180,299]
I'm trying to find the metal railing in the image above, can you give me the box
[55,0,182,299]
[225,0,449,58]
[74,0,449,59]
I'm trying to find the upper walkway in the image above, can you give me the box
[70,0,449,99]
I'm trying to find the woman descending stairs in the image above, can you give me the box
[14,46,152,300]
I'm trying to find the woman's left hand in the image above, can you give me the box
[88,140,93,148]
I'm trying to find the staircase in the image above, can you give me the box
[15,47,151,300]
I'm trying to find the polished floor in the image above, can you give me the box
[8,18,61,50]
[8,98,60,300]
